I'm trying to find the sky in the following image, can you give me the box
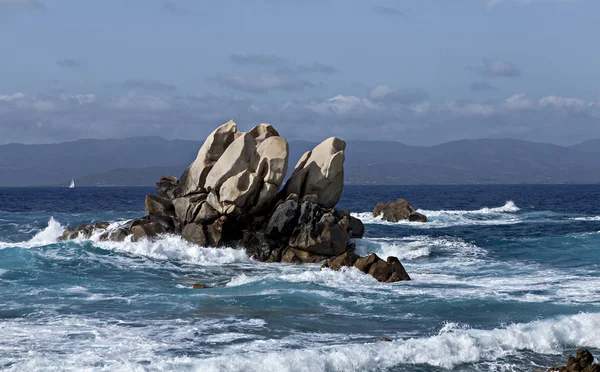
[0,0,599,145]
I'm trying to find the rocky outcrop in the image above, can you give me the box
[323,252,411,283]
[282,137,345,208]
[373,199,427,223]
[546,349,599,372]
[57,120,411,284]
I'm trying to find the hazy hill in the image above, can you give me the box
[0,137,599,186]
[570,139,600,153]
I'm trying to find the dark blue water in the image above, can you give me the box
[1,185,599,371]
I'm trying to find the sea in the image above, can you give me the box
[1,184,599,371]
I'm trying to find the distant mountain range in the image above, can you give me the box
[1,137,599,186]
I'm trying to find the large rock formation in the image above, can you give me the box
[58,120,411,284]
[373,199,427,223]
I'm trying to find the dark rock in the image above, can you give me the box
[546,349,600,372]
[265,200,299,241]
[192,283,209,289]
[206,216,226,246]
[108,228,129,242]
[281,248,328,264]
[373,199,426,223]
[373,337,392,343]
[181,223,207,246]
[321,251,359,271]
[156,176,179,200]
[195,202,220,223]
[578,350,594,369]
[354,253,380,273]
[144,194,175,217]
[352,253,410,282]
[58,227,77,241]
[94,222,110,229]
[349,215,364,238]
[288,201,350,257]
[386,256,411,282]
[131,214,179,233]
[131,222,166,242]
[172,193,207,225]
[408,212,427,223]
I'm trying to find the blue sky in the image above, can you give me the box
[0,0,599,145]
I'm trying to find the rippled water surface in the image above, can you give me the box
[1,185,599,371]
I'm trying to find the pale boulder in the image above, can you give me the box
[177,120,241,196]
[282,137,345,208]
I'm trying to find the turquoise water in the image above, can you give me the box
[1,185,599,371]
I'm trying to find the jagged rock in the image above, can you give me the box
[172,194,207,224]
[144,194,175,216]
[131,222,165,242]
[205,132,260,196]
[181,223,207,246]
[353,253,410,282]
[249,123,279,145]
[409,212,427,223]
[59,222,110,240]
[156,176,179,200]
[282,137,345,208]
[547,349,600,372]
[108,228,128,242]
[288,201,350,257]
[196,202,220,223]
[373,199,426,223]
[265,200,300,241]
[178,120,241,196]
[281,248,328,264]
[321,251,359,271]
[205,216,232,247]
[129,215,179,242]
[349,215,365,238]
[354,253,380,273]
[385,256,411,282]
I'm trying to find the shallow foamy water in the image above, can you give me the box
[1,185,600,371]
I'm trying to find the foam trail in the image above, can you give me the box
[9,312,597,371]
[93,234,253,266]
[0,217,64,249]
[571,216,600,221]
[167,312,600,371]
[420,200,520,216]
[352,201,521,228]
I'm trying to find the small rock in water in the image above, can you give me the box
[192,283,209,289]
[373,199,427,223]
[546,349,600,372]
[372,337,392,343]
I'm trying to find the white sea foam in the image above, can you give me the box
[93,234,253,266]
[0,217,64,249]
[352,201,522,228]
[4,313,599,371]
[570,216,600,221]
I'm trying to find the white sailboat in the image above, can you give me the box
[68,179,75,189]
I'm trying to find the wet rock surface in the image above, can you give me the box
[373,198,427,223]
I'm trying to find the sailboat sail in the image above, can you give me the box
[69,179,75,189]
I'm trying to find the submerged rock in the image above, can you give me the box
[373,199,427,223]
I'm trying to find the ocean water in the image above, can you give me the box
[1,184,599,372]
